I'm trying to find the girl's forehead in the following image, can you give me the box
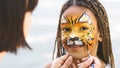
[63,6,95,19]
[61,12,92,24]
[62,6,97,24]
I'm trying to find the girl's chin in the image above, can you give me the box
[70,54,87,60]
[66,49,89,59]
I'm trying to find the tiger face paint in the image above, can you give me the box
[61,12,95,50]
[60,6,99,59]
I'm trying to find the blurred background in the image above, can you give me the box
[0,0,120,68]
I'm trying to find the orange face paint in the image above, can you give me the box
[61,12,95,50]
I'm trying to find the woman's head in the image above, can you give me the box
[54,0,115,67]
[0,0,38,53]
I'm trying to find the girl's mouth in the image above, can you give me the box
[66,39,84,47]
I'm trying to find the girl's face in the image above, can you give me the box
[23,12,32,38]
[60,6,101,59]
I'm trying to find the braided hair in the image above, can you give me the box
[53,0,115,68]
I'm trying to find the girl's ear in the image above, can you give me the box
[98,32,102,42]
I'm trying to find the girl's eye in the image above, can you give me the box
[80,26,88,30]
[62,28,71,32]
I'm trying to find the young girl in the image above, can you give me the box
[49,0,115,68]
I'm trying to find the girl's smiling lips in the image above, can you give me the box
[70,45,82,49]
[67,44,85,50]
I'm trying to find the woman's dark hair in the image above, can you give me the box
[53,0,115,67]
[0,0,38,53]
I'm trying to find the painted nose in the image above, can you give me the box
[67,37,83,46]
[69,37,79,41]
